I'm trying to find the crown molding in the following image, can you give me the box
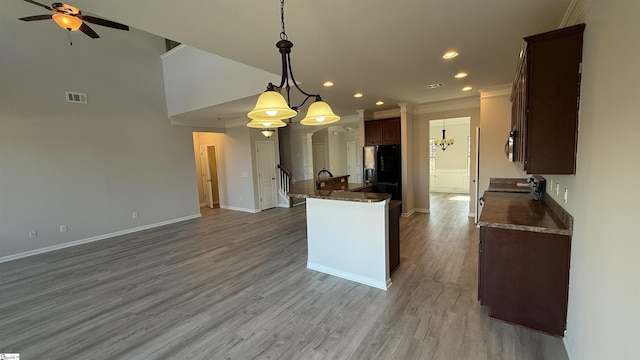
[479,84,512,99]
[413,96,480,115]
[560,0,591,27]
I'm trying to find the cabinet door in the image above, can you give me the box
[511,24,584,174]
[365,121,383,145]
[382,118,401,144]
[365,118,401,145]
[525,26,583,174]
[480,226,570,336]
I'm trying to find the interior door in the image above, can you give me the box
[199,144,214,208]
[206,145,220,206]
[256,141,277,210]
[475,127,481,224]
[347,142,358,183]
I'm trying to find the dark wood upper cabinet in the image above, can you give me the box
[511,24,585,174]
[365,118,401,145]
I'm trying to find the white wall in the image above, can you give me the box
[0,21,200,259]
[161,45,279,119]
[552,2,640,359]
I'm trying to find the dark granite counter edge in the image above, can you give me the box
[289,191,390,203]
[477,220,572,236]
[288,180,389,203]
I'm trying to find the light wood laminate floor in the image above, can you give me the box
[0,193,569,360]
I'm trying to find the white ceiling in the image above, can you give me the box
[9,0,572,126]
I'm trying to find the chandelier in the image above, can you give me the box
[434,119,454,150]
[247,0,340,137]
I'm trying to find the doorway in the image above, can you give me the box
[429,117,471,216]
[199,144,220,209]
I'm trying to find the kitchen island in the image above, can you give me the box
[289,179,398,290]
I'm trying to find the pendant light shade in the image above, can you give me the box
[260,129,276,138]
[300,100,340,126]
[248,89,298,121]
[52,14,82,31]
[246,117,288,129]
[247,0,340,137]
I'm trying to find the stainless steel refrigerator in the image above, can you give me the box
[363,145,401,200]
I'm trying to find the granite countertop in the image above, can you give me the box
[288,179,389,203]
[478,191,573,235]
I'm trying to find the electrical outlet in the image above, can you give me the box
[563,188,568,203]
[60,225,68,233]
[132,212,138,219]
[239,195,244,201]
[555,183,560,196]
[28,230,38,238]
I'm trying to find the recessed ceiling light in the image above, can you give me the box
[454,72,468,79]
[323,81,334,87]
[353,92,364,98]
[442,51,459,59]
[462,86,473,91]
[375,100,384,106]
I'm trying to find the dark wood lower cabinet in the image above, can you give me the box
[478,226,571,336]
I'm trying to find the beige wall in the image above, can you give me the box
[0,26,200,259]
[555,1,640,358]
[478,89,525,197]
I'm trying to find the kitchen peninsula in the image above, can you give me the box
[289,178,400,290]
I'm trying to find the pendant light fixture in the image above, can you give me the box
[247,0,340,136]
[434,119,455,150]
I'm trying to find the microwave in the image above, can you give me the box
[505,131,515,161]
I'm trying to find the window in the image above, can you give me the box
[467,135,471,177]
[429,138,436,175]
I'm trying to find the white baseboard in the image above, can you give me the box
[0,214,202,264]
[307,262,389,291]
[563,337,576,360]
[219,205,259,213]
[412,208,431,214]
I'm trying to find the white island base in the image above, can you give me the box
[305,197,391,290]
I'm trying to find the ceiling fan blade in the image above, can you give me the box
[79,15,129,31]
[22,0,53,11]
[19,14,53,21]
[79,22,99,38]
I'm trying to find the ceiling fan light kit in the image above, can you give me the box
[52,13,81,30]
[19,1,129,42]
[247,0,340,137]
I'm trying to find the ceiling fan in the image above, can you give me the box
[18,0,129,40]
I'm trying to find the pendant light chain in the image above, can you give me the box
[280,0,287,40]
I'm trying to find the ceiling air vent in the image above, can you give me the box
[65,91,87,104]
[425,83,445,89]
